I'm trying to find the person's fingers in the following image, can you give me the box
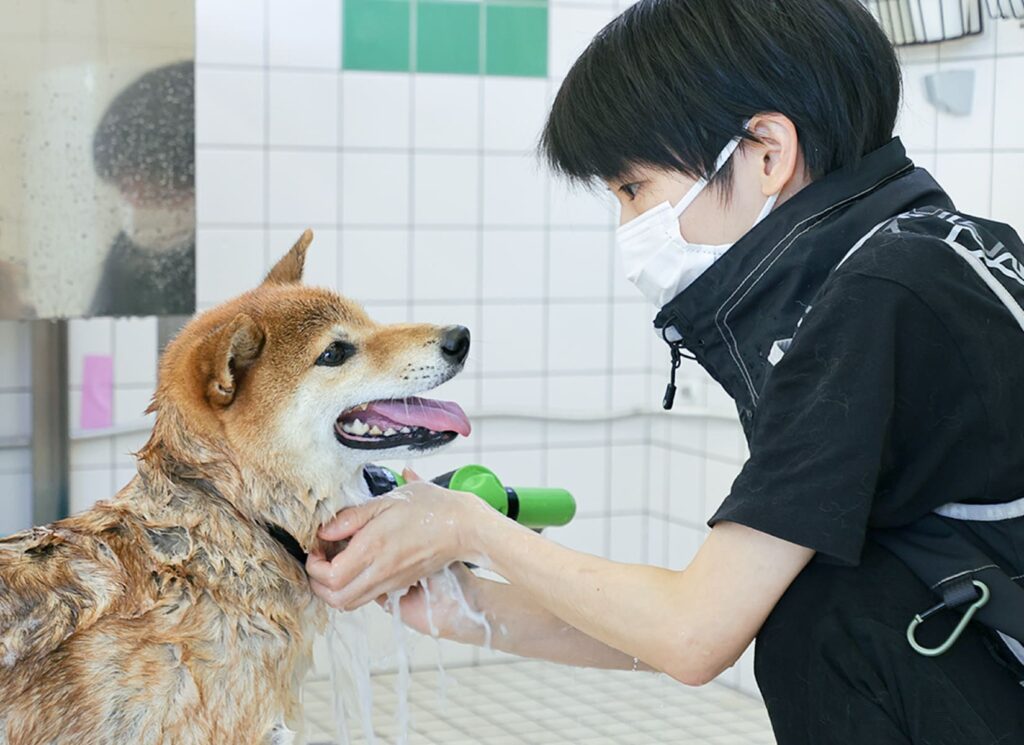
[328,552,396,610]
[402,466,424,482]
[318,500,384,541]
[306,556,342,590]
[309,576,345,608]
[401,585,439,635]
[335,569,391,610]
[349,591,393,612]
[305,550,334,584]
[342,569,424,611]
[309,533,377,593]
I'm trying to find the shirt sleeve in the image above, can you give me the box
[708,272,927,565]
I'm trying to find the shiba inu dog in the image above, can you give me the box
[0,230,471,744]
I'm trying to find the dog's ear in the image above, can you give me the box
[206,313,264,407]
[263,228,313,286]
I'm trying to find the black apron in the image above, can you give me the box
[651,139,1024,667]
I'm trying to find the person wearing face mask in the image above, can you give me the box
[90,61,195,317]
[307,1,1024,741]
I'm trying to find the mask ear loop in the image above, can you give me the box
[671,136,744,219]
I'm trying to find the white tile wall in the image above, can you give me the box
[0,320,31,535]
[3,0,1018,705]
[268,71,339,148]
[196,67,266,146]
[895,16,1024,234]
[413,75,480,150]
[196,148,266,225]
[342,73,412,149]
[195,0,264,65]
[268,149,339,225]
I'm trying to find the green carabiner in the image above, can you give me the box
[907,580,990,657]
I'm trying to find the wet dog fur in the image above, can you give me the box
[0,231,468,744]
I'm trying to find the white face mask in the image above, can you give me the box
[120,201,195,253]
[615,136,780,307]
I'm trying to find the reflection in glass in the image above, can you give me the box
[0,0,195,320]
[91,61,195,316]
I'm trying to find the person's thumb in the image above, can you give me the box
[402,466,424,482]
[317,501,380,541]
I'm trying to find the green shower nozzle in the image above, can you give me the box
[363,464,576,529]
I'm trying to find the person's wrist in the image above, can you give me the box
[452,489,501,565]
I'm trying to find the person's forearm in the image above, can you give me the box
[459,505,740,684]
[310,477,809,684]
[453,575,654,671]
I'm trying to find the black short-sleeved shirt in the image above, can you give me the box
[709,223,1024,565]
[90,232,195,317]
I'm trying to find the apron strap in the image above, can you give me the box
[874,515,1024,656]
[845,212,1024,660]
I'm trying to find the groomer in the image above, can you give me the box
[308,1,1024,741]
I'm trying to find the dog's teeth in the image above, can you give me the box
[341,422,357,434]
[369,425,383,436]
[359,404,368,411]
[383,428,396,437]
[400,427,411,434]
[350,419,369,435]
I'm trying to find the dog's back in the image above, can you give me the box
[0,473,318,744]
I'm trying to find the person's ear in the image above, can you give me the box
[205,313,264,407]
[746,114,802,198]
[263,228,313,286]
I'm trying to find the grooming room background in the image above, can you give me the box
[1,0,1023,710]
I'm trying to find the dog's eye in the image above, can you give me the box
[316,341,354,367]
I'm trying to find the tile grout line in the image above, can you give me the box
[603,0,619,555]
[988,22,1000,218]
[407,0,418,326]
[197,221,619,232]
[475,0,488,478]
[262,0,271,272]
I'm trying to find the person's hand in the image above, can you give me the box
[379,563,491,644]
[306,468,493,611]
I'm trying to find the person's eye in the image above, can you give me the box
[316,341,355,367]
[620,182,642,200]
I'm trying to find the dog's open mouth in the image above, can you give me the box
[334,396,472,451]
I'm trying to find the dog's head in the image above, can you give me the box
[144,231,471,547]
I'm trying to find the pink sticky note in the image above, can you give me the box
[81,354,114,430]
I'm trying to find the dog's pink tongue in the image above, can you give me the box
[367,397,472,436]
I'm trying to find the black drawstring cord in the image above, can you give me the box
[661,327,696,410]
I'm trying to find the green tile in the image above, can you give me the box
[485,3,547,77]
[417,1,481,74]
[343,0,412,72]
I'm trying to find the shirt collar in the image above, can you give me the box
[653,138,953,427]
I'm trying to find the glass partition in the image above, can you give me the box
[0,0,195,320]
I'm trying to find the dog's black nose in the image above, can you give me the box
[440,325,470,364]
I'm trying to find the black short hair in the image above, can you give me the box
[93,61,195,199]
[540,0,901,189]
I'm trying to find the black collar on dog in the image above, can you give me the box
[268,524,308,566]
[268,468,389,568]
